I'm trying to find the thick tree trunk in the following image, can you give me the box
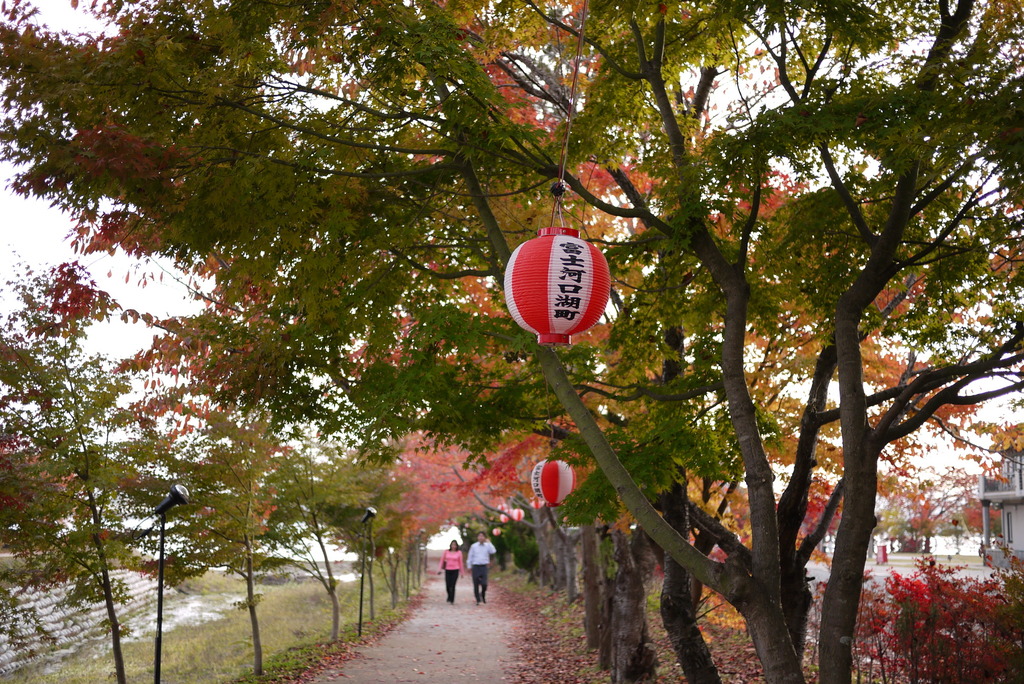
[581,524,603,650]
[818,462,877,683]
[736,585,805,684]
[818,438,879,684]
[816,0,977,670]
[599,529,616,670]
[562,532,579,603]
[662,555,721,684]
[779,560,813,658]
[552,535,569,595]
[817,250,891,682]
[529,506,555,588]
[658,485,721,684]
[546,509,579,601]
[610,528,658,684]
[599,584,614,670]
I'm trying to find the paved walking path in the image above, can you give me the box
[312,571,518,683]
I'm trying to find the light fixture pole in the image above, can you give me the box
[357,506,376,636]
[152,484,189,684]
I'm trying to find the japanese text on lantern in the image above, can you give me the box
[554,240,586,320]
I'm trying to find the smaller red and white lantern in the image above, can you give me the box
[531,459,577,507]
[497,502,509,513]
[499,514,509,523]
[530,498,545,510]
[504,227,611,346]
[492,528,502,536]
[510,508,525,522]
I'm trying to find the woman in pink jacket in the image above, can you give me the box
[437,540,465,604]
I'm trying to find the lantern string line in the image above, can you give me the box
[549,0,591,228]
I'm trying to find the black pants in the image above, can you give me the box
[444,569,459,603]
[471,564,489,603]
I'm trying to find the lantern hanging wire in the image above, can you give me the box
[549,0,591,228]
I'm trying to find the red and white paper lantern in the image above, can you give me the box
[504,227,611,346]
[492,527,502,536]
[499,514,509,523]
[531,459,577,507]
[530,498,545,510]
[510,508,525,522]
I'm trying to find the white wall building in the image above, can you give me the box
[978,449,1024,567]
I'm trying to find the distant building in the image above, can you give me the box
[978,449,1024,567]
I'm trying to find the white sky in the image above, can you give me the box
[0,164,199,358]
[0,2,200,357]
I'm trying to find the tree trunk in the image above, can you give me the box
[417,540,425,587]
[87,492,126,684]
[392,559,399,608]
[562,532,579,603]
[735,584,804,684]
[329,583,341,641]
[779,559,813,659]
[316,533,341,641]
[657,484,721,684]
[369,557,375,619]
[570,542,579,602]
[529,506,555,588]
[386,552,400,609]
[662,555,721,684]
[244,548,263,676]
[817,261,888,683]
[581,524,603,650]
[599,529,615,670]
[551,533,567,593]
[818,439,879,684]
[369,526,376,620]
[609,528,658,684]
[96,549,127,684]
[544,508,580,602]
[405,541,413,599]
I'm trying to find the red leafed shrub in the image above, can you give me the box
[853,559,1020,683]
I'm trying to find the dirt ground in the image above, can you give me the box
[311,567,519,683]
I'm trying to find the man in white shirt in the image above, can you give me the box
[466,532,497,604]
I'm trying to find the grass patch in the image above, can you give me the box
[5,566,419,684]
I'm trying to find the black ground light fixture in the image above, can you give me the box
[152,484,189,684]
[357,506,377,636]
